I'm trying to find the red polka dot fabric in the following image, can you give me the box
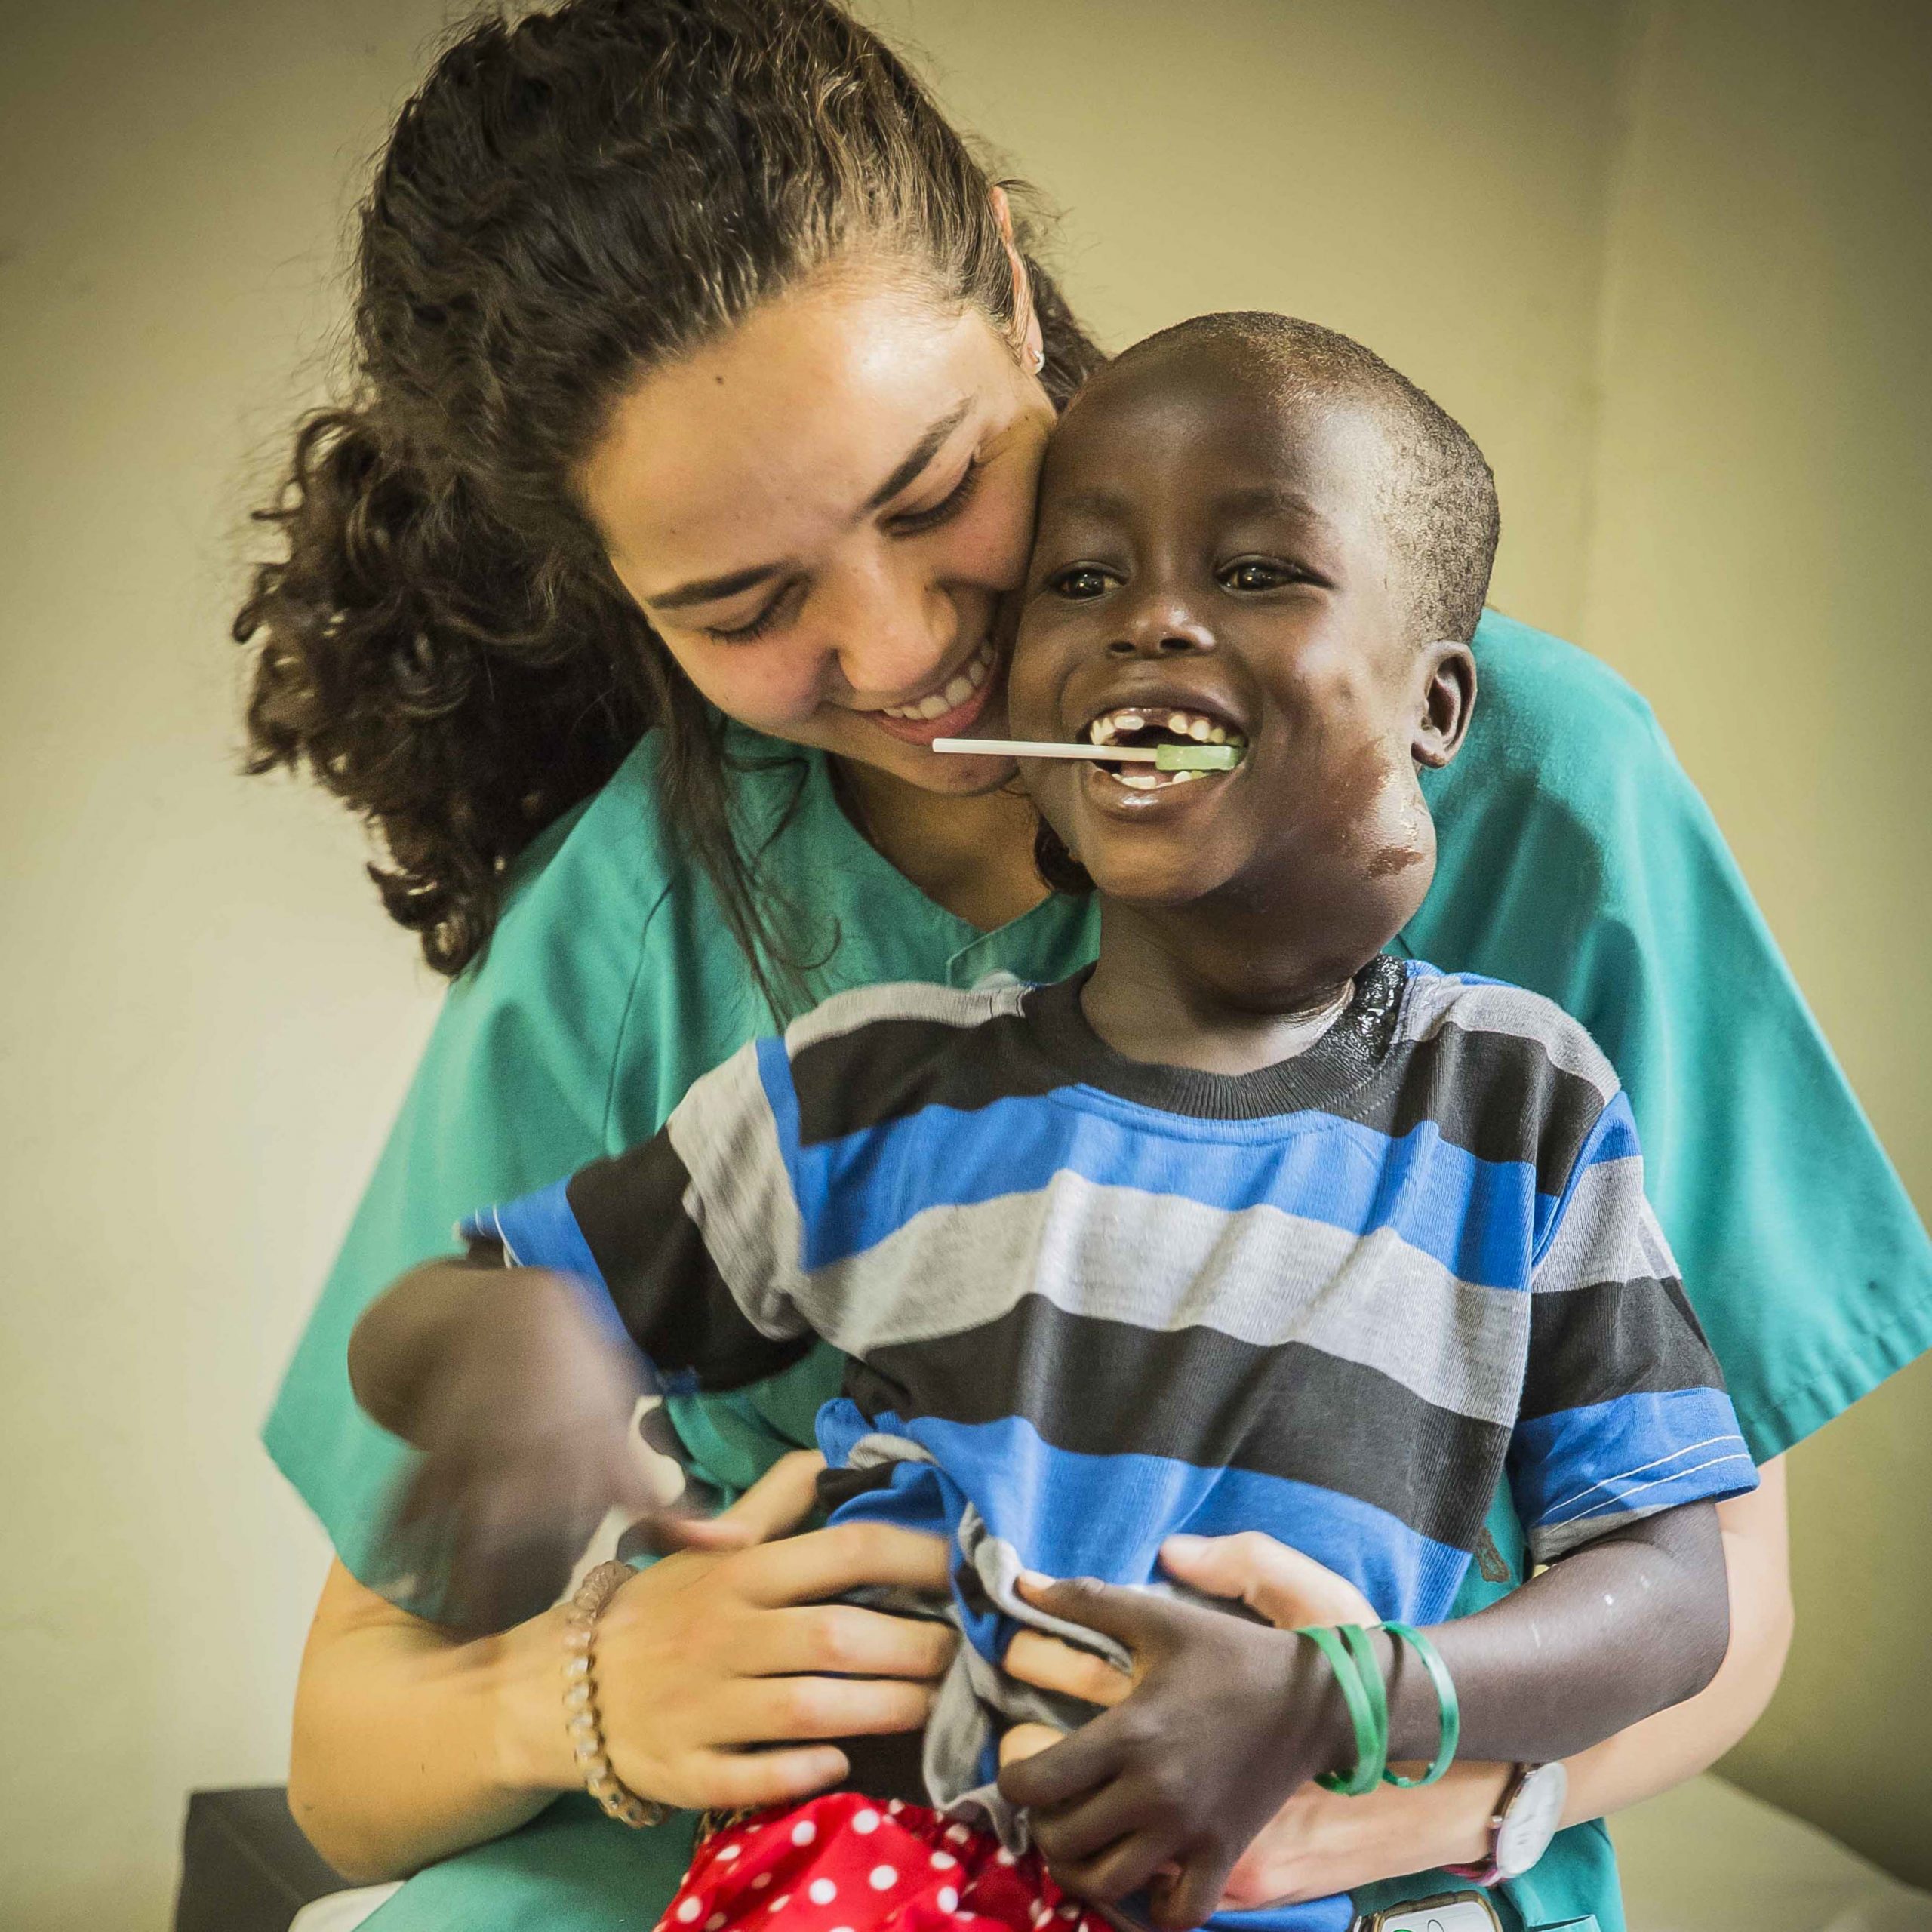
[660,1792,1105,1932]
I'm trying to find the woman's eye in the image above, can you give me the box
[888,457,983,536]
[1221,559,1300,592]
[703,582,800,644]
[1048,565,1117,601]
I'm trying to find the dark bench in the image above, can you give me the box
[174,1787,353,1932]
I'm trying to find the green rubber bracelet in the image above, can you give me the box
[1377,1623,1460,1786]
[1301,1624,1388,1796]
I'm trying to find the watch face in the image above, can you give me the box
[1496,1763,1568,1878]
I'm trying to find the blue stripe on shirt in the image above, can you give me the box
[815,1400,1475,1626]
[779,1086,1547,1291]
[1509,1385,1757,1535]
[463,1180,635,1353]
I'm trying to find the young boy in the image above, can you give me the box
[352,315,1755,1932]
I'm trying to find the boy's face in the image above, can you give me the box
[1009,349,1471,968]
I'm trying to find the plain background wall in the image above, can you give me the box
[0,2,1925,1924]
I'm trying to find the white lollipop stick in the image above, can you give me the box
[931,737,1242,771]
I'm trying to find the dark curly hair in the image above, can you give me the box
[235,0,1104,1012]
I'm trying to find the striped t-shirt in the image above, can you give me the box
[473,955,1755,1903]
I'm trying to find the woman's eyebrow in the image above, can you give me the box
[860,400,971,512]
[645,401,972,614]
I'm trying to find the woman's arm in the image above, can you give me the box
[289,1455,956,1883]
[1558,1452,1791,1822]
[1000,1462,1789,1910]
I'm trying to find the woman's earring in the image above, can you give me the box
[1029,343,1045,374]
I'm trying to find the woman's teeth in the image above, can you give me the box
[1084,704,1244,791]
[879,637,995,721]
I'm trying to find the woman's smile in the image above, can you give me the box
[863,633,1001,744]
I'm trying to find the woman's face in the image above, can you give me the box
[578,261,1056,795]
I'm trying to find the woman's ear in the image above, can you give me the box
[1413,640,1478,769]
[990,186,1044,374]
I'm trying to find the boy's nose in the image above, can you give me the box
[1106,595,1215,658]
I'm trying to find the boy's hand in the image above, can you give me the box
[998,1574,1352,1930]
[368,1265,717,1630]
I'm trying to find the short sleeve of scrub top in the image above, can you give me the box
[260,613,1932,1932]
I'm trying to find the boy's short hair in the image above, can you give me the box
[1109,312,1500,646]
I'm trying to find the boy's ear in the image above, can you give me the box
[1413,640,1477,769]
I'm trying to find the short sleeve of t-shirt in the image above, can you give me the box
[1507,1081,1758,1564]
[463,1038,814,1392]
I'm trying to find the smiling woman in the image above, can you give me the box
[578,265,1047,785]
[230,5,1932,1932]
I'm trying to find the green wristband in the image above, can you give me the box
[1377,1623,1460,1786]
[1301,1624,1388,1796]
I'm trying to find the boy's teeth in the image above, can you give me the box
[1084,704,1242,746]
[1118,772,1160,790]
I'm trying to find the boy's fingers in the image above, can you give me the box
[1066,1826,1183,1910]
[1014,1573,1168,1659]
[1004,1629,1132,1707]
[997,1715,1125,1812]
[1151,1851,1237,1932]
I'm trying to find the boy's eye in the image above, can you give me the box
[1047,565,1119,601]
[1221,559,1301,592]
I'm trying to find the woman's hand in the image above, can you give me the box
[583,1453,960,1812]
[293,1451,959,1882]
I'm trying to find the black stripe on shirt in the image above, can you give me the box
[788,991,1607,1198]
[567,1134,811,1391]
[1518,1275,1726,1422]
[791,1009,1059,1151]
[843,1296,1505,1554]
[1335,1019,1611,1198]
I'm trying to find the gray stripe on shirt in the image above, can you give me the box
[1532,1155,1679,1294]
[666,1041,811,1340]
[1398,973,1620,1103]
[787,1172,1531,1426]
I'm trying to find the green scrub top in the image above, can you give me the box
[263,614,1932,1932]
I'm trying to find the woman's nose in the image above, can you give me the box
[1106,592,1215,658]
[829,559,957,697]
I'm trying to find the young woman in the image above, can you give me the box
[240,4,1931,1930]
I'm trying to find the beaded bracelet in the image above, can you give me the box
[562,1560,665,1829]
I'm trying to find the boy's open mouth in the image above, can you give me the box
[1084,705,1247,790]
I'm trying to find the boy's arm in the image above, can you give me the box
[1002,1503,1727,1928]
[346,1044,815,1629]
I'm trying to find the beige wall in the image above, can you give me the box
[0,2,1924,1924]
[1575,0,1932,1873]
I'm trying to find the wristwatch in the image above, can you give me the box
[1444,1762,1567,1886]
